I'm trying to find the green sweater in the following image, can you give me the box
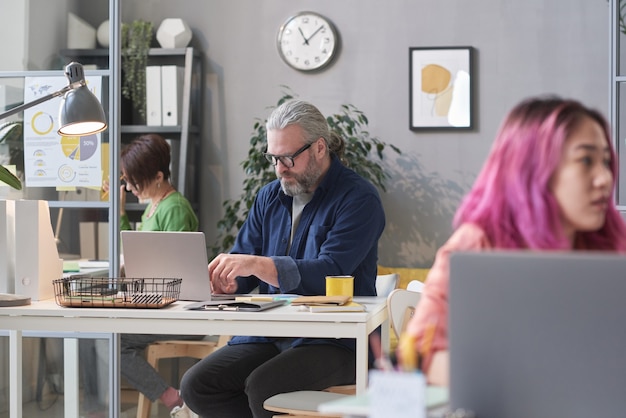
[120,191,198,232]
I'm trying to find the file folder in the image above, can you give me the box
[145,65,162,126]
[161,65,184,126]
[0,200,15,293]
[14,200,62,301]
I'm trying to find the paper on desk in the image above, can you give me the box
[63,261,80,272]
[78,260,110,269]
[369,369,426,418]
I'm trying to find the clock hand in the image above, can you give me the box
[305,25,324,43]
[298,27,309,45]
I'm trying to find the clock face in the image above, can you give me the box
[277,12,338,72]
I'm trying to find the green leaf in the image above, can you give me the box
[0,165,21,190]
[0,121,23,144]
[0,121,25,181]
[121,20,153,120]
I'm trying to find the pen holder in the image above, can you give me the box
[368,369,426,418]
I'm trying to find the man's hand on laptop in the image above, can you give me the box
[209,253,279,292]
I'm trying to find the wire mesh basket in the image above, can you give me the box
[53,276,182,308]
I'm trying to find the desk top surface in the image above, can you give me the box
[0,296,387,323]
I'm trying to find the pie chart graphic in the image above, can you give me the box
[58,165,76,182]
[60,134,98,161]
[31,111,54,136]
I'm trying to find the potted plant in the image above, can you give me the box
[0,121,23,190]
[210,89,401,256]
[121,19,154,122]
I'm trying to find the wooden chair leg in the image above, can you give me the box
[134,337,230,418]
[136,392,152,418]
[136,346,161,418]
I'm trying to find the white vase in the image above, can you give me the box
[156,18,192,49]
[97,20,110,48]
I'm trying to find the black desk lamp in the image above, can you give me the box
[0,61,108,189]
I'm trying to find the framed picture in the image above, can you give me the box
[409,46,474,130]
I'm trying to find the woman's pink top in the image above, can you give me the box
[405,223,492,372]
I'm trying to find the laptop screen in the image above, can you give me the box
[121,231,212,301]
[449,251,626,418]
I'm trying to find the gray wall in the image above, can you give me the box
[93,0,609,267]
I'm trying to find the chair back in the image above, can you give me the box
[375,273,399,297]
[387,288,421,339]
[406,279,424,293]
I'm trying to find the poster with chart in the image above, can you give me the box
[23,75,102,187]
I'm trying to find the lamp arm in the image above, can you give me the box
[0,83,76,122]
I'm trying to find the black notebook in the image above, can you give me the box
[184,299,286,312]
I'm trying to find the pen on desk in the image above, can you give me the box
[203,305,240,311]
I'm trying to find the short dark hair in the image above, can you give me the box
[120,133,171,191]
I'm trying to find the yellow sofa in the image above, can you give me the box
[377,265,430,290]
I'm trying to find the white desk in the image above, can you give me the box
[0,296,388,418]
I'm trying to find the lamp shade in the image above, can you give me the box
[57,62,107,136]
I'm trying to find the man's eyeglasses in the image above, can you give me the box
[263,142,312,168]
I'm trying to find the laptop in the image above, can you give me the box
[121,231,212,301]
[449,251,626,418]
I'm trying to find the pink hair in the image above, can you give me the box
[454,96,626,251]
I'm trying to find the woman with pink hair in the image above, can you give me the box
[400,96,626,385]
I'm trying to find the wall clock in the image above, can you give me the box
[277,11,339,72]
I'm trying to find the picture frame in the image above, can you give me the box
[409,46,474,130]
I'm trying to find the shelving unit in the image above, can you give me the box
[610,0,626,211]
[0,5,204,262]
[59,47,203,206]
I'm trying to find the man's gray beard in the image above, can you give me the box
[279,156,322,196]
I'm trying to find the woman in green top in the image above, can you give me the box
[86,134,200,416]
[119,133,198,232]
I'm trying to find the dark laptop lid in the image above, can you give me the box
[449,251,626,418]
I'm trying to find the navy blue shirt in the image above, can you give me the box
[229,155,385,350]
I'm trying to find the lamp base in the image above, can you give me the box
[0,293,31,307]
